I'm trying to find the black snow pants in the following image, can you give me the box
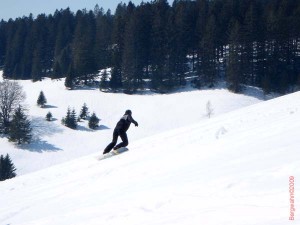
[103,129,128,154]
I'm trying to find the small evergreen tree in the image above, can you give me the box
[70,109,77,129]
[0,154,17,181]
[62,108,70,127]
[88,112,100,129]
[62,107,77,129]
[37,91,47,108]
[8,106,32,144]
[46,111,53,121]
[79,103,89,120]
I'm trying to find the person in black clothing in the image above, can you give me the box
[103,110,138,154]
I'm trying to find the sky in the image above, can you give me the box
[0,0,173,21]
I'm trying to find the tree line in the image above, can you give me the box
[0,0,299,94]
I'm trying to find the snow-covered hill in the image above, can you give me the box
[0,88,299,225]
[0,71,263,175]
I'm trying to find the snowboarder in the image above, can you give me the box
[103,110,138,154]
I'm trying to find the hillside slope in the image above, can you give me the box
[0,91,299,225]
[0,72,263,175]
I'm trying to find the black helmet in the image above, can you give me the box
[125,109,132,115]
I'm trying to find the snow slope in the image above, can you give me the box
[0,71,263,175]
[0,90,299,225]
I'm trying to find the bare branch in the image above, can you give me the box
[0,80,26,132]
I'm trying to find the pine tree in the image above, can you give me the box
[53,60,62,78]
[99,69,109,91]
[37,91,47,108]
[46,111,53,121]
[61,107,70,126]
[53,46,72,78]
[62,107,77,129]
[122,3,152,93]
[72,10,97,84]
[79,103,89,120]
[0,20,6,67]
[168,0,191,87]
[94,9,113,70]
[52,8,74,79]
[8,105,32,144]
[226,20,243,93]
[122,14,141,93]
[71,109,77,129]
[150,0,170,92]
[65,63,75,89]
[109,3,127,90]
[20,15,34,79]
[88,112,100,129]
[201,14,218,87]
[194,0,209,88]
[3,19,27,79]
[30,14,52,81]
[0,0,299,92]
[0,154,17,181]
[31,45,43,81]
[242,0,261,86]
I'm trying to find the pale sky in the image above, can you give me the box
[0,0,173,21]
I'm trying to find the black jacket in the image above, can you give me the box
[115,114,138,132]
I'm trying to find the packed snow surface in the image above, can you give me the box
[0,71,299,224]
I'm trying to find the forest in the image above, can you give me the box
[0,0,299,94]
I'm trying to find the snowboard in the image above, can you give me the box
[98,147,129,161]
